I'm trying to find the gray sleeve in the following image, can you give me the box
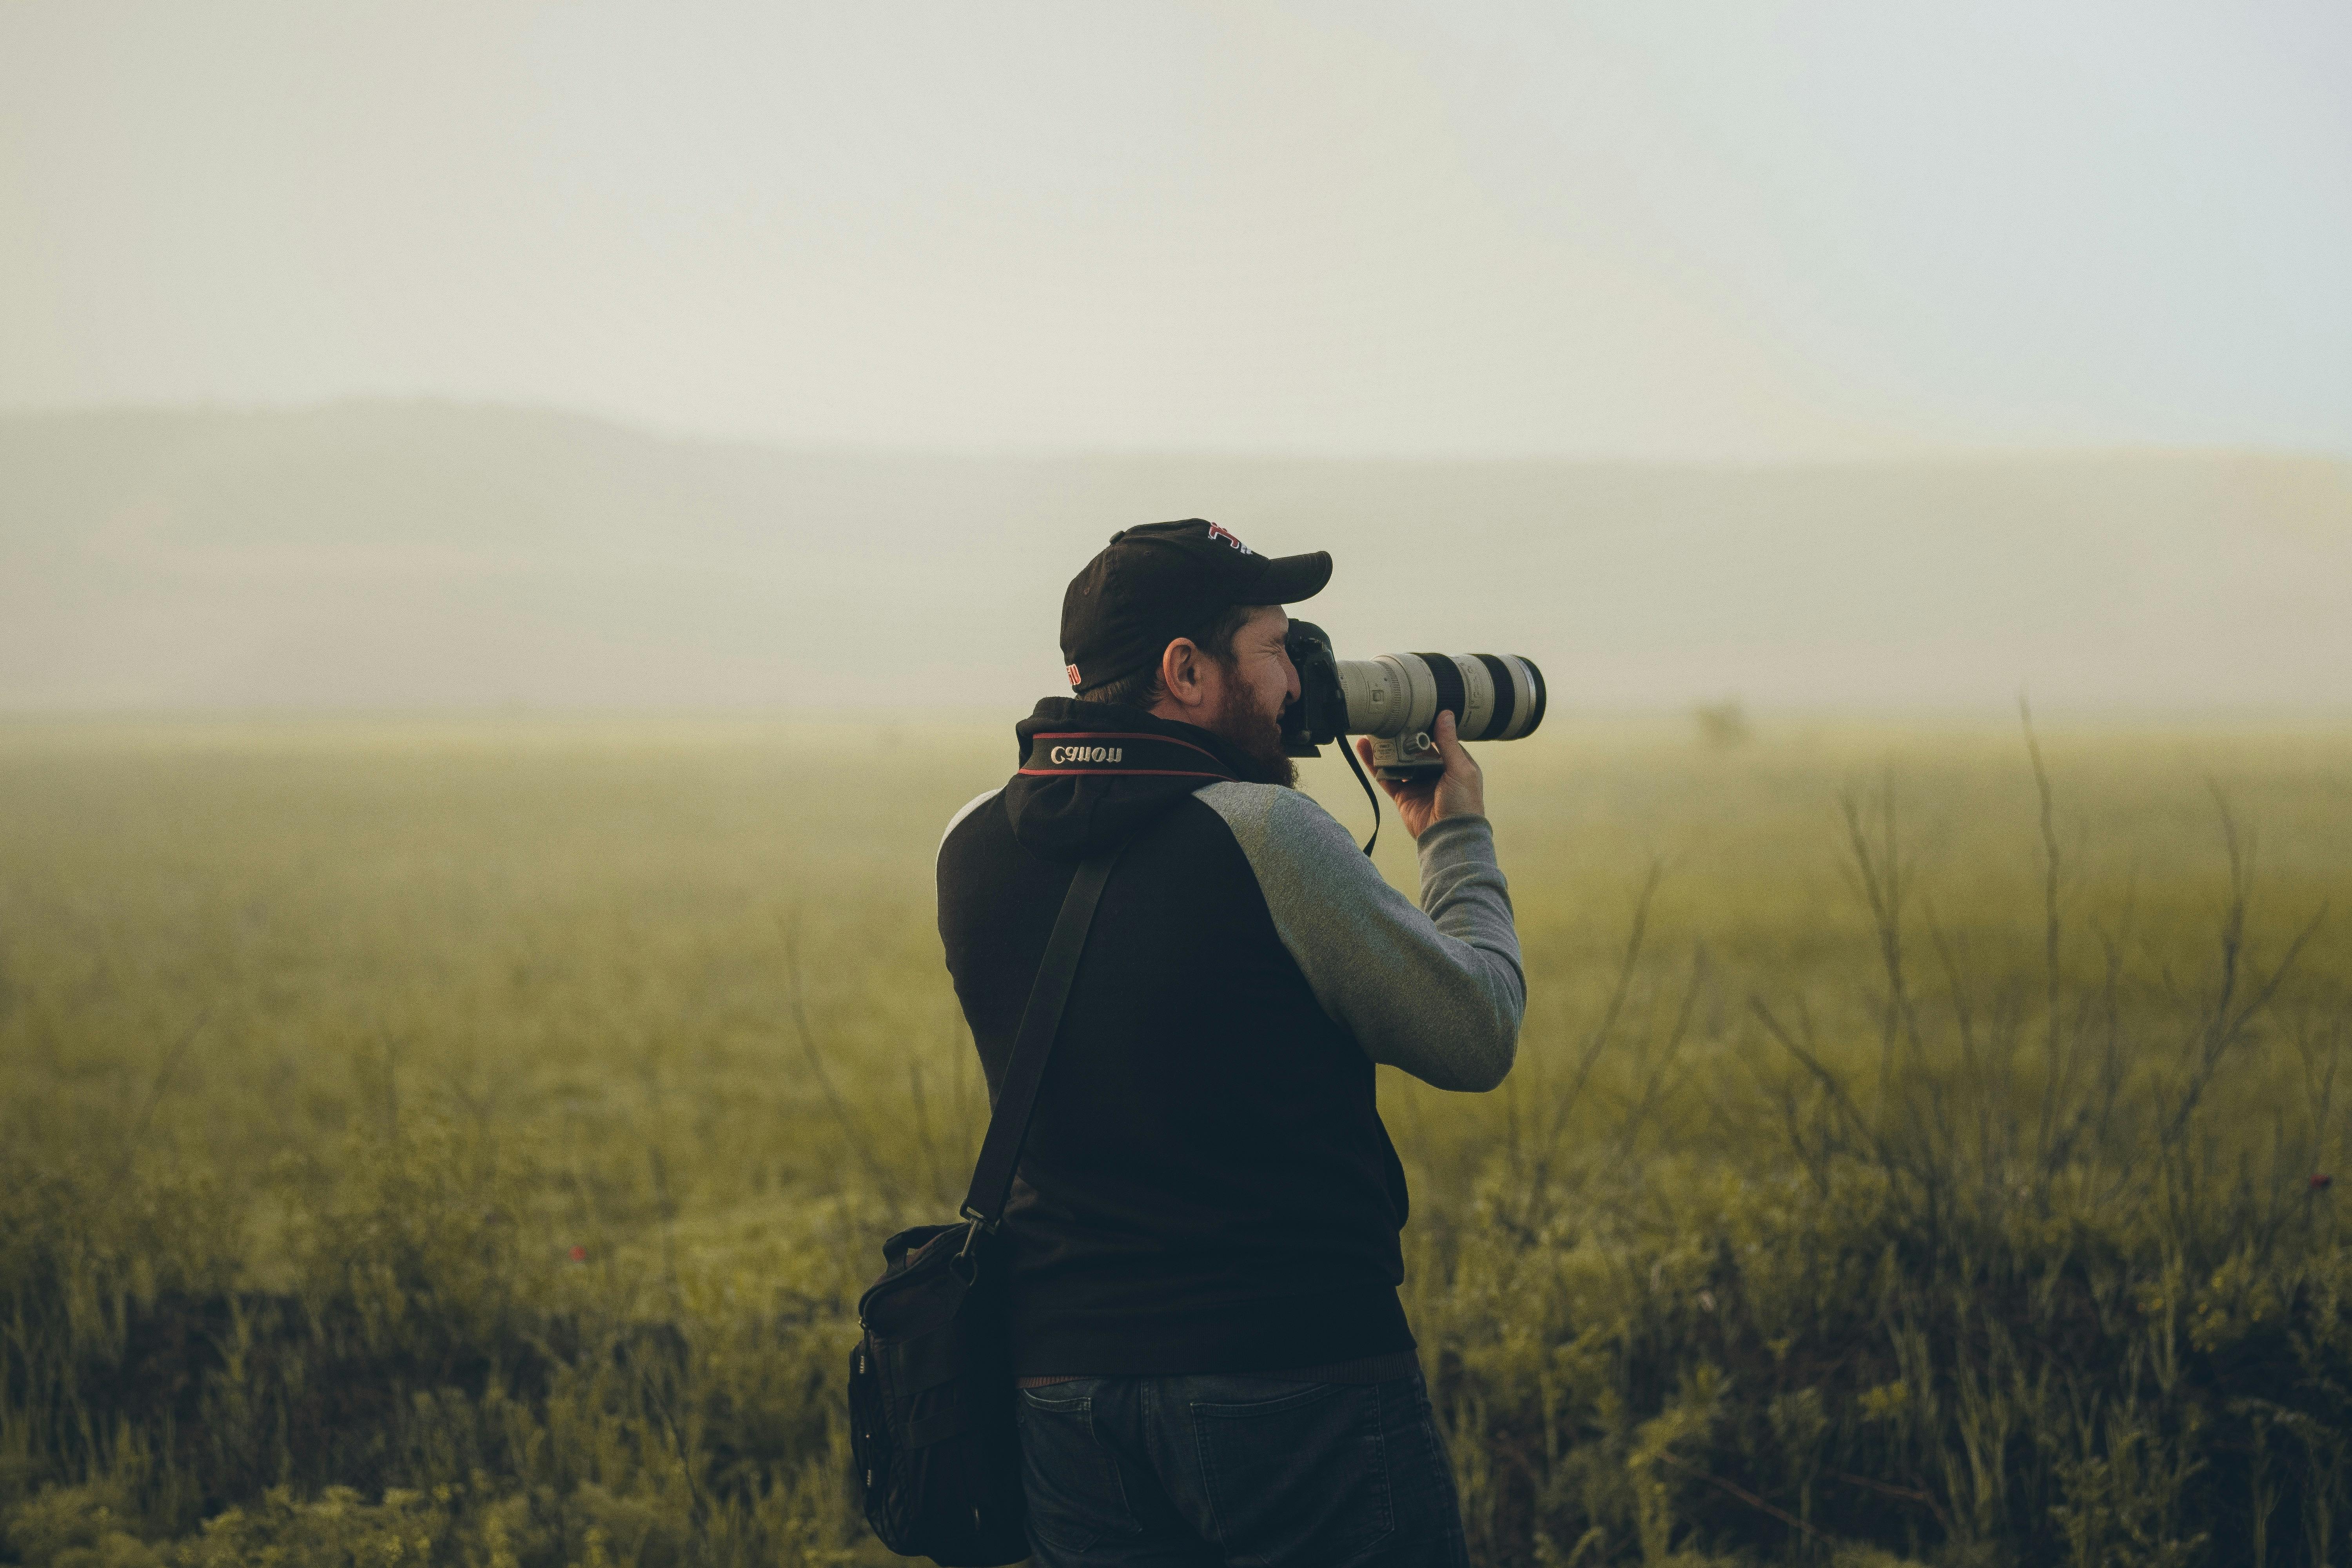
[938,788,1001,858]
[1193,782,1524,1092]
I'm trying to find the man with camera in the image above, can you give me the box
[935,519,1525,1567]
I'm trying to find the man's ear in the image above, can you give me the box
[1159,637,1207,710]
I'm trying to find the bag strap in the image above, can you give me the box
[960,845,1122,1230]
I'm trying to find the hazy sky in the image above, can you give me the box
[4,1,2348,459]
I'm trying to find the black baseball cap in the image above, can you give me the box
[1060,519,1331,695]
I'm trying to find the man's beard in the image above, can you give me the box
[1205,681,1298,788]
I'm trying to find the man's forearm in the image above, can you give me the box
[1401,813,1524,1085]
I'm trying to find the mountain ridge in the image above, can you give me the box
[5,403,2347,712]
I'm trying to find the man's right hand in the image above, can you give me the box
[1356,709,1486,840]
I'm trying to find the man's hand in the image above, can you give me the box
[1356,709,1485,841]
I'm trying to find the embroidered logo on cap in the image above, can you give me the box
[1205,523,1254,555]
[1066,664,1083,688]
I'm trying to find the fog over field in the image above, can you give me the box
[11,5,2352,1563]
[4,402,2347,717]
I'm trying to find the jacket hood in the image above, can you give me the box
[1003,699,1248,861]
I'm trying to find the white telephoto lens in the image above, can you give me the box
[1336,653,1545,741]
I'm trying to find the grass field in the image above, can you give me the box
[2,715,2348,1567]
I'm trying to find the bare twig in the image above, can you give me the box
[1616,946,1709,1159]
[782,909,898,1199]
[107,1006,211,1196]
[2021,698,2078,1171]
[1829,1469,1955,1539]
[1842,775,1925,1065]
[1749,996,1885,1169]
[1546,860,1663,1148]
[1654,1449,1824,1539]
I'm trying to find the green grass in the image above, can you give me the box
[2,714,2347,1566]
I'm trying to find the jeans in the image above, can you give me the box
[1012,1365,1470,1568]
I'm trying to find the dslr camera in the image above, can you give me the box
[1280,621,1548,781]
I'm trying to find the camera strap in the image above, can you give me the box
[1338,736,1382,858]
[961,843,1124,1230]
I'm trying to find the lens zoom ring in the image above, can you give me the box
[1472,655,1516,740]
[1411,654,1464,736]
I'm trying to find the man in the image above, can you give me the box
[935,519,1524,1568]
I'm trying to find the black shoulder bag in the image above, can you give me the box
[848,847,1119,1566]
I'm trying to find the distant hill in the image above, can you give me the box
[3,402,2347,713]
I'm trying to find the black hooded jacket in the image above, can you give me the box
[936,698,1523,1374]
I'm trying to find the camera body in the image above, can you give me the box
[1281,620,1548,780]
